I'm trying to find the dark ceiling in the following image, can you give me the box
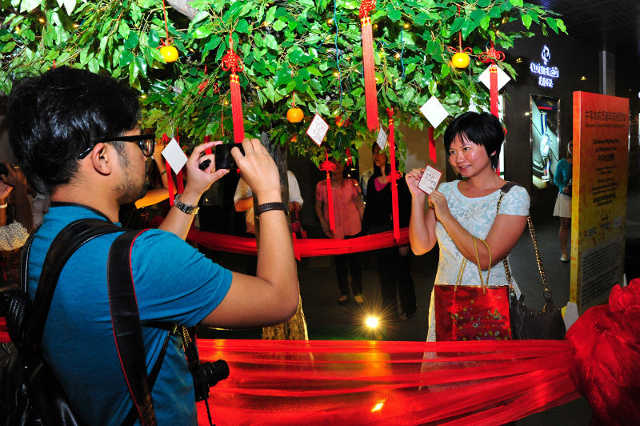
[531,0,640,56]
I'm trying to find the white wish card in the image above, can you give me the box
[418,165,442,194]
[162,138,188,174]
[306,114,329,146]
[376,128,388,150]
[478,65,511,91]
[420,96,449,128]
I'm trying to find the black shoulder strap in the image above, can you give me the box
[108,229,159,426]
[25,218,122,350]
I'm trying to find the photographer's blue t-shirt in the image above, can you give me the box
[28,204,232,425]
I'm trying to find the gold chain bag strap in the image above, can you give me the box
[497,182,566,340]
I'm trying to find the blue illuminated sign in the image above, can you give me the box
[529,45,559,88]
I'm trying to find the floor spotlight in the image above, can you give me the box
[365,315,381,330]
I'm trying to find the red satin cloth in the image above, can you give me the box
[566,279,640,425]
[197,339,578,425]
[187,228,409,257]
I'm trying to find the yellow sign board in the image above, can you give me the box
[571,91,629,312]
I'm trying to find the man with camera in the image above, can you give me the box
[6,67,299,424]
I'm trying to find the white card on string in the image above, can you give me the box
[420,96,449,128]
[306,114,329,146]
[418,165,442,194]
[478,65,511,91]
[161,138,188,174]
[376,128,387,150]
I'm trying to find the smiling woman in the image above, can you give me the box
[405,112,530,342]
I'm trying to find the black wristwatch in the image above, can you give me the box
[255,202,287,216]
[174,194,200,215]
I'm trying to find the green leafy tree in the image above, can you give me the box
[1,0,566,165]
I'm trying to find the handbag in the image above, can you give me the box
[498,183,566,340]
[434,238,512,341]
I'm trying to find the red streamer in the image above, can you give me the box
[386,108,400,242]
[490,64,499,118]
[428,126,436,164]
[319,152,337,232]
[221,35,245,143]
[360,2,378,131]
[203,135,212,156]
[187,228,409,257]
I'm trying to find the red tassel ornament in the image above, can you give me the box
[319,151,337,233]
[490,64,499,118]
[387,108,400,242]
[221,35,245,143]
[360,1,378,131]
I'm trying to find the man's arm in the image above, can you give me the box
[202,139,298,327]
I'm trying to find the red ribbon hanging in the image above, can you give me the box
[319,152,337,233]
[428,126,436,164]
[387,108,400,242]
[221,35,245,143]
[175,132,185,194]
[360,1,378,131]
[345,148,353,167]
[161,133,177,207]
[490,64,499,118]
[203,135,212,155]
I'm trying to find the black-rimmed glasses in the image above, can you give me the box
[78,134,156,159]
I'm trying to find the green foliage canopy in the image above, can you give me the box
[1,0,565,165]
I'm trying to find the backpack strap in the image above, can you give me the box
[108,229,175,426]
[25,218,122,351]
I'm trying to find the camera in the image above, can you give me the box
[0,163,8,176]
[215,143,244,170]
[192,359,230,402]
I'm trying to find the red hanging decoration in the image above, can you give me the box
[346,148,353,167]
[175,132,185,195]
[479,41,504,120]
[386,108,401,242]
[319,151,337,233]
[161,133,177,207]
[221,35,245,143]
[204,135,212,156]
[360,1,379,131]
[428,126,436,164]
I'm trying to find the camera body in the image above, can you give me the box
[192,359,230,402]
[215,143,244,170]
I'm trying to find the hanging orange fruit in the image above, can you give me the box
[451,52,470,69]
[160,45,179,63]
[287,107,304,123]
[290,134,298,142]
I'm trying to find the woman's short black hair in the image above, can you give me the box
[7,66,140,194]
[443,112,504,169]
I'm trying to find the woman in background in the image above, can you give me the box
[553,140,573,263]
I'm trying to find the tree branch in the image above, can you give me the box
[166,0,197,20]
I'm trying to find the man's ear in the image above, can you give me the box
[89,143,113,176]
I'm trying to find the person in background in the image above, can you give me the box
[315,158,365,305]
[7,66,298,425]
[406,112,529,341]
[363,144,416,320]
[553,140,572,263]
[0,163,33,285]
[234,170,303,235]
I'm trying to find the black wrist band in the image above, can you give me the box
[255,202,287,216]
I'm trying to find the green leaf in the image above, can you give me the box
[546,17,559,33]
[135,55,147,78]
[203,35,221,56]
[273,18,286,31]
[388,8,402,22]
[265,5,277,25]
[521,14,532,29]
[264,34,278,50]
[236,19,249,33]
[125,32,139,50]
[119,50,133,67]
[440,63,450,78]
[511,0,524,7]
[193,23,214,39]
[19,0,40,12]
[148,29,160,48]
[556,19,567,33]
[480,15,491,31]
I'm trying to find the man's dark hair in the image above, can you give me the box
[443,112,504,169]
[7,67,140,194]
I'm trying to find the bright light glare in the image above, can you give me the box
[371,400,385,412]
[365,315,380,329]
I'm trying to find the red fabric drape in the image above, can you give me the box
[196,339,578,426]
[188,228,409,257]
